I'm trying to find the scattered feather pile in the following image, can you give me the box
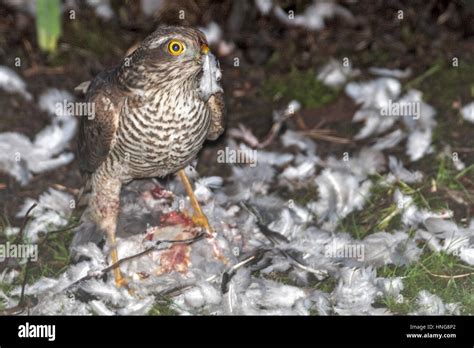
[0,65,32,100]
[16,188,74,242]
[411,290,460,315]
[0,88,77,185]
[345,75,437,161]
[1,40,471,315]
[317,58,360,88]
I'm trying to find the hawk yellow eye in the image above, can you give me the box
[168,40,185,56]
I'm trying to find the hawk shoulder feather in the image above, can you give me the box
[77,69,127,174]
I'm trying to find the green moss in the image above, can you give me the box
[400,23,414,47]
[262,67,339,108]
[71,21,108,55]
[265,50,283,70]
[48,15,127,66]
[262,271,298,286]
[346,48,392,68]
[148,301,178,316]
[312,276,337,294]
[420,59,474,108]
[276,184,319,207]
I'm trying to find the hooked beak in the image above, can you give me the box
[200,44,209,55]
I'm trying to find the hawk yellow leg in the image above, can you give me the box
[103,211,134,293]
[178,169,213,235]
[107,232,128,288]
[108,233,136,295]
[90,173,134,292]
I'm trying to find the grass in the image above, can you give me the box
[344,47,393,68]
[339,148,474,240]
[377,251,474,314]
[435,153,474,192]
[0,215,76,311]
[419,58,474,164]
[25,223,76,284]
[337,177,406,239]
[276,183,319,207]
[261,270,301,286]
[418,152,474,217]
[420,58,474,110]
[261,241,474,315]
[334,148,474,314]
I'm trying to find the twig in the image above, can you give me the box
[455,164,474,180]
[43,222,83,238]
[0,304,26,315]
[0,208,83,315]
[229,107,297,149]
[62,232,205,292]
[14,203,37,244]
[8,203,37,313]
[404,63,442,90]
[18,260,31,307]
[420,263,474,279]
[299,129,353,144]
[23,65,69,77]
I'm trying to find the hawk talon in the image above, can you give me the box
[192,214,213,236]
[178,169,215,237]
[109,242,135,295]
[112,272,138,296]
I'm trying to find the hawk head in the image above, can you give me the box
[121,26,211,88]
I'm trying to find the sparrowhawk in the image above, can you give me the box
[74,26,225,288]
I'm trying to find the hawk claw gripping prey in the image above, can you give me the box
[74,26,225,288]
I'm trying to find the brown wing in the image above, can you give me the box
[77,70,126,174]
[206,92,226,141]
